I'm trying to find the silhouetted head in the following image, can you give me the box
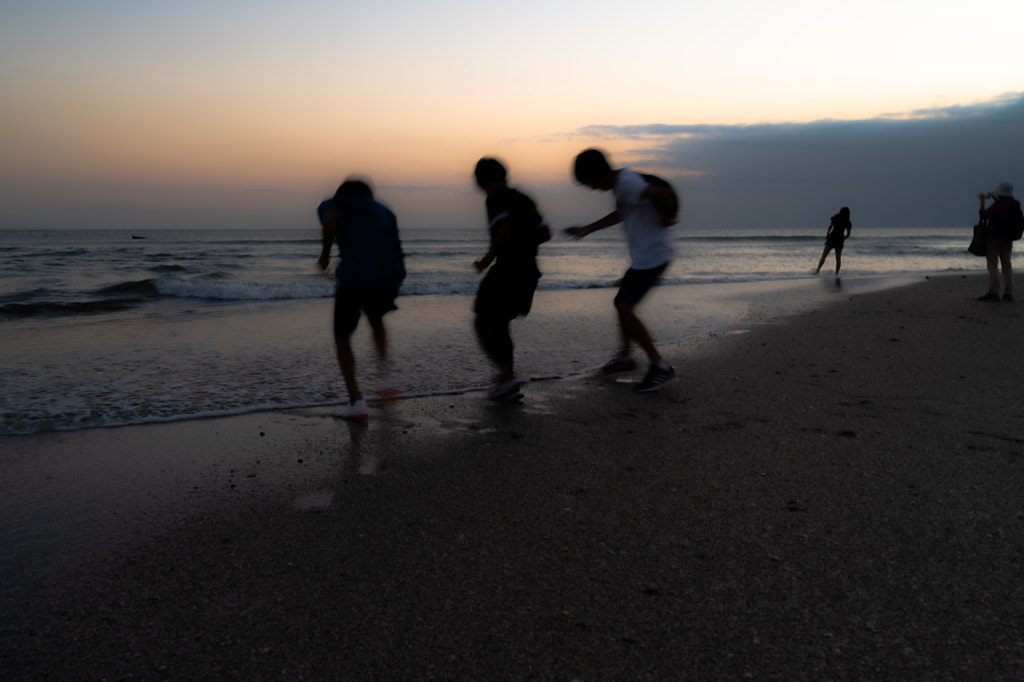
[831,206,851,224]
[573,148,614,189]
[335,179,373,199]
[474,157,507,190]
[995,182,1014,197]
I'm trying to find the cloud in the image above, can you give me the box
[576,93,1024,230]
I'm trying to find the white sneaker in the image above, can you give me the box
[342,398,369,420]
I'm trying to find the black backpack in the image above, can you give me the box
[641,174,679,227]
[1001,201,1024,241]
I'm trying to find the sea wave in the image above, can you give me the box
[96,280,160,297]
[680,234,820,243]
[0,297,147,318]
[153,277,335,301]
[0,266,973,321]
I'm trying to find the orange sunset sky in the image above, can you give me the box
[2,0,1023,231]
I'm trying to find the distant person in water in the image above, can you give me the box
[565,148,679,393]
[976,182,1021,302]
[472,157,550,401]
[316,178,406,419]
[815,206,852,276]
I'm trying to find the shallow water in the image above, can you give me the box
[0,274,918,435]
[2,225,973,434]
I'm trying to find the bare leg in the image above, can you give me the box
[615,299,663,365]
[834,249,842,275]
[334,337,361,400]
[986,244,1001,295]
[815,246,832,274]
[999,245,1013,295]
[367,315,389,373]
[474,314,515,381]
[615,314,632,358]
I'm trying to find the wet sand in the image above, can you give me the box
[3,273,1024,679]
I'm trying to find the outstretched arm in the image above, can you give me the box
[565,210,621,239]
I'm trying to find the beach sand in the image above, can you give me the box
[3,273,1024,679]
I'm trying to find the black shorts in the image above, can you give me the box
[614,261,669,307]
[333,287,398,339]
[473,263,541,320]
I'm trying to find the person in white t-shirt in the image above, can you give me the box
[565,148,679,392]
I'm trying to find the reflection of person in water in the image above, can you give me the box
[815,206,852,276]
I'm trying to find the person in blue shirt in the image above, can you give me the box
[317,178,406,418]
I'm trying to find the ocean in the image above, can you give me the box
[0,226,977,435]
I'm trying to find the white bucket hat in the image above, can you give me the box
[995,181,1014,197]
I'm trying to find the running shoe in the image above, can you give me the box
[342,398,369,420]
[633,364,678,392]
[600,356,638,376]
[487,377,522,401]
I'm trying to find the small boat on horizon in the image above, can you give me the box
[131,234,146,240]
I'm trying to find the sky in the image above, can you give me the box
[2,0,1023,232]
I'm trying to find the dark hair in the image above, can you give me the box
[573,148,612,185]
[335,179,373,199]
[832,206,851,224]
[474,157,507,187]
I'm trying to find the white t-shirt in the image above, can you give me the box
[614,168,675,270]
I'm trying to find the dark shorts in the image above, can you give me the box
[614,261,669,307]
[473,263,541,320]
[333,286,398,339]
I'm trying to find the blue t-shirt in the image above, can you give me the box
[318,196,406,289]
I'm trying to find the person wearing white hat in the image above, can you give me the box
[976,181,1020,302]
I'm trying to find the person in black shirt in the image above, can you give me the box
[815,206,852,276]
[472,158,551,400]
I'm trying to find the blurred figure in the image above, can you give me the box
[472,157,550,401]
[317,178,406,418]
[565,148,679,393]
[976,182,1020,302]
[815,207,852,276]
